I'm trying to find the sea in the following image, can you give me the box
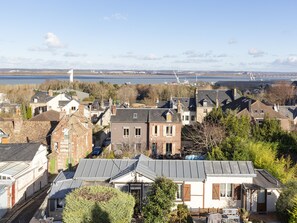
[0,74,291,85]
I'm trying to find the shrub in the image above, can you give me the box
[142,177,177,223]
[170,204,193,223]
[63,185,135,223]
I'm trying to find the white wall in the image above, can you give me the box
[180,181,204,209]
[47,94,70,111]
[204,176,253,209]
[267,189,280,212]
[62,100,80,115]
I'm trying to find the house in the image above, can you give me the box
[196,89,238,123]
[47,155,281,220]
[170,97,196,125]
[0,143,48,219]
[52,89,89,101]
[222,97,291,131]
[30,91,54,116]
[49,106,93,173]
[274,105,297,125]
[89,98,112,126]
[110,108,182,156]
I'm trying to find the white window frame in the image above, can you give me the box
[166,126,173,136]
[220,183,232,198]
[176,183,183,200]
[135,127,141,137]
[123,127,129,137]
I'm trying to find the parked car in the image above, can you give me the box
[92,147,103,156]
[102,137,111,147]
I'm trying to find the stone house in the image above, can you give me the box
[170,97,196,125]
[110,108,182,156]
[0,143,48,219]
[196,89,239,123]
[222,97,291,131]
[50,106,93,173]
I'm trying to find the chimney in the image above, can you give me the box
[248,99,252,112]
[48,89,53,97]
[13,118,23,133]
[111,105,116,115]
[195,88,198,96]
[177,100,182,113]
[109,98,113,107]
[78,104,85,116]
[233,88,237,100]
[216,90,219,108]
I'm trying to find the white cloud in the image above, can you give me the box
[228,39,237,44]
[183,50,212,58]
[248,48,265,57]
[45,32,64,48]
[175,58,220,63]
[138,54,161,61]
[103,13,127,21]
[114,53,162,61]
[64,52,87,57]
[273,56,297,66]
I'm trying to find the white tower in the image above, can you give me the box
[68,69,74,83]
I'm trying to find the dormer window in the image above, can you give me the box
[34,98,38,103]
[166,112,172,122]
[133,113,137,119]
[203,100,207,107]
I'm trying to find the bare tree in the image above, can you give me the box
[266,81,296,105]
[182,122,226,154]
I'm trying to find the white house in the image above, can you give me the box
[47,155,281,220]
[171,97,196,125]
[0,143,48,219]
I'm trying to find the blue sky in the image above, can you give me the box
[0,0,297,71]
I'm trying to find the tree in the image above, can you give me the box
[63,186,135,223]
[170,204,193,223]
[142,177,177,223]
[276,180,297,222]
[265,81,295,105]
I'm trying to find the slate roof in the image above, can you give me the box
[253,169,282,189]
[196,89,237,107]
[0,162,30,177]
[111,108,181,123]
[74,155,256,182]
[222,97,286,119]
[30,91,53,103]
[0,143,42,162]
[49,171,82,199]
[171,97,196,111]
[29,110,60,122]
[277,106,297,120]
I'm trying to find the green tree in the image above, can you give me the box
[277,180,297,222]
[63,186,135,223]
[170,204,193,223]
[142,177,177,223]
[288,196,297,223]
[26,106,32,119]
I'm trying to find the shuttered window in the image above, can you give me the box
[212,184,220,200]
[233,184,241,200]
[183,184,191,201]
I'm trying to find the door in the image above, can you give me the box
[130,188,141,214]
[257,189,267,212]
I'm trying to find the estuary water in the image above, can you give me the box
[0,74,288,85]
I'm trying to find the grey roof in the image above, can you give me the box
[196,89,237,107]
[0,143,42,162]
[53,171,76,183]
[221,97,256,113]
[253,169,282,189]
[30,91,53,103]
[0,162,30,177]
[74,155,256,182]
[29,110,60,122]
[58,100,70,107]
[171,97,196,111]
[278,106,297,120]
[49,179,82,199]
[111,108,181,123]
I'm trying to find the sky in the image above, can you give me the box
[0,0,297,72]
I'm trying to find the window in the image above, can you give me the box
[185,115,189,121]
[220,183,232,198]
[176,184,183,200]
[203,109,208,114]
[123,128,129,137]
[135,128,141,137]
[133,113,138,119]
[166,126,173,136]
[71,106,76,111]
[191,115,195,121]
[54,142,58,151]
[56,198,65,209]
[203,101,207,107]
[154,125,158,135]
[166,143,172,155]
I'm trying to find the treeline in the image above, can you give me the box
[38,80,198,105]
